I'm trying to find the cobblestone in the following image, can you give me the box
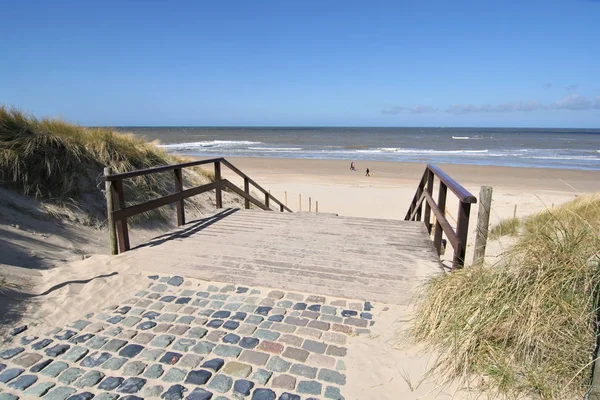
[239,350,269,366]
[289,364,317,379]
[266,356,291,372]
[207,374,233,393]
[296,380,322,395]
[272,374,296,390]
[222,361,252,378]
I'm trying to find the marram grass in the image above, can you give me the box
[489,216,522,239]
[0,106,215,224]
[412,195,600,399]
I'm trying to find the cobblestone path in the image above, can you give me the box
[0,275,376,399]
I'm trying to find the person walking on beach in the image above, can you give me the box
[366,167,370,177]
[350,161,356,171]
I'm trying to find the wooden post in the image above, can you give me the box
[285,191,288,206]
[112,178,130,253]
[513,204,517,219]
[316,201,319,213]
[433,182,447,255]
[174,168,185,226]
[280,204,284,212]
[244,178,250,209]
[104,167,118,255]
[453,201,472,269]
[473,186,493,266]
[214,161,222,208]
[265,192,270,209]
[423,170,434,233]
[299,194,302,212]
[309,197,312,212]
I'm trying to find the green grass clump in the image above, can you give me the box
[489,217,522,239]
[412,195,600,398]
[0,106,214,223]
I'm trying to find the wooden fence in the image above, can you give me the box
[103,157,292,254]
[405,163,477,270]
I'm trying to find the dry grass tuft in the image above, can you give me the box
[412,195,600,398]
[489,217,522,239]
[0,106,216,224]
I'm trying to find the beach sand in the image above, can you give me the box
[1,158,598,399]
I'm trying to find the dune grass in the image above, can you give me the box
[489,216,522,239]
[0,106,215,223]
[412,195,600,398]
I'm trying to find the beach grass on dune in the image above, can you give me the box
[412,195,600,398]
[0,106,215,223]
[489,216,522,239]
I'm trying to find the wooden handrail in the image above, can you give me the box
[405,163,477,270]
[104,158,292,254]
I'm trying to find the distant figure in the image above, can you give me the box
[366,168,370,177]
[350,161,356,171]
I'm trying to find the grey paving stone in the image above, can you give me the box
[129,308,146,316]
[240,305,257,313]
[12,352,42,367]
[140,348,164,362]
[265,356,291,373]
[296,380,322,395]
[162,384,188,399]
[210,301,225,309]
[284,317,308,327]
[192,299,210,307]
[24,381,55,396]
[290,364,318,379]
[143,384,164,397]
[251,388,276,400]
[246,315,265,325]
[162,368,187,383]
[255,306,272,316]
[326,345,347,357]
[94,394,120,400]
[281,347,309,362]
[159,351,183,365]
[191,342,215,355]
[259,298,275,307]
[239,337,260,349]
[63,346,89,362]
[223,320,240,330]
[336,360,346,371]
[151,335,175,348]
[272,323,296,334]
[105,326,124,336]
[187,327,208,339]
[117,377,147,394]
[324,385,344,399]
[254,329,279,341]
[177,316,196,324]
[172,338,196,352]
[344,317,368,328]
[213,344,242,358]
[277,300,293,308]
[186,388,213,400]
[98,376,124,390]
[251,368,272,385]
[74,370,105,388]
[158,314,178,323]
[223,333,241,344]
[46,327,62,335]
[237,323,257,336]
[30,358,53,373]
[301,311,320,320]
[259,321,273,329]
[196,291,210,298]
[20,335,39,345]
[268,314,284,322]
[296,327,323,339]
[279,393,301,400]
[121,316,142,327]
[40,361,68,377]
[169,325,190,335]
[221,284,236,292]
[207,374,233,393]
[32,338,54,350]
[103,338,128,352]
[224,302,242,311]
[102,356,128,370]
[70,333,95,344]
[292,303,307,311]
[151,284,168,293]
[43,386,77,400]
[142,311,161,320]
[80,351,112,368]
[107,315,125,324]
[236,287,249,294]
[210,294,229,301]
[8,374,37,390]
[179,354,203,369]
[221,361,252,378]
[55,329,78,340]
[167,276,184,286]
[340,310,357,317]
[238,350,269,366]
[207,319,224,329]
[119,344,145,358]
[124,361,147,376]
[144,363,165,379]
[85,323,106,334]
[132,332,155,344]
[176,297,191,305]
[45,344,70,357]
[272,374,296,390]
[0,394,19,400]
[234,379,255,396]
[302,340,326,354]
[318,369,346,385]
[206,330,226,342]
[86,336,108,349]
[308,320,330,331]
[57,367,85,384]
[201,358,225,372]
[185,369,212,385]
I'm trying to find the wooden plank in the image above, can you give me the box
[427,163,477,203]
[174,168,185,226]
[473,186,493,266]
[112,180,225,220]
[243,178,250,209]
[426,189,459,251]
[453,201,472,269]
[104,167,118,255]
[105,157,224,181]
[112,179,130,253]
[214,161,223,208]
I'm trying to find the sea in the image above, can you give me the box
[117,127,600,171]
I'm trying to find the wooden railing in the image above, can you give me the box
[405,163,477,270]
[103,157,292,254]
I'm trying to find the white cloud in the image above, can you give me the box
[446,101,544,114]
[381,105,438,115]
[552,94,592,110]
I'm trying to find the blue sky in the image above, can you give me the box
[1,0,599,127]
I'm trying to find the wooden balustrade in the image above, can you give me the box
[103,157,292,254]
[405,163,477,270]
